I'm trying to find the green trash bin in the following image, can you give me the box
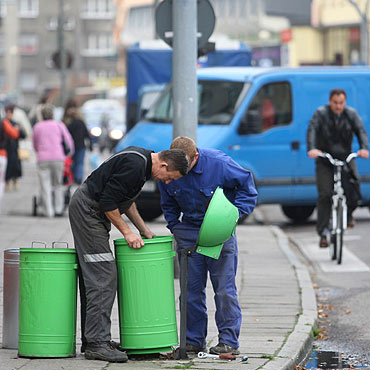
[114,236,178,354]
[18,246,78,358]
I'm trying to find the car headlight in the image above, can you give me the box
[90,127,102,137]
[109,129,124,140]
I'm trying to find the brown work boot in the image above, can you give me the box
[185,343,206,353]
[85,341,128,362]
[347,216,355,229]
[209,342,240,355]
[319,235,328,248]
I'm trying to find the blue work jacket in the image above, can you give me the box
[158,148,258,231]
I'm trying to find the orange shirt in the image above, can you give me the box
[0,119,20,157]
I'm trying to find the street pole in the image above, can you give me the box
[172,0,198,142]
[348,0,370,65]
[3,0,19,98]
[58,0,67,106]
[153,0,160,39]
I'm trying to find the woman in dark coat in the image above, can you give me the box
[63,100,92,185]
[5,104,25,191]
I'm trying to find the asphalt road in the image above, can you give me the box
[256,204,370,368]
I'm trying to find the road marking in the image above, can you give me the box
[298,234,362,243]
[302,242,370,272]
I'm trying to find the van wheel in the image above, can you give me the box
[281,205,315,223]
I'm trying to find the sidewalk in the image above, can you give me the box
[0,155,317,370]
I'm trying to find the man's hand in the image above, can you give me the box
[124,231,145,249]
[105,208,145,248]
[141,229,155,239]
[357,149,369,159]
[308,149,322,159]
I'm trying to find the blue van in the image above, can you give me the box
[115,66,370,221]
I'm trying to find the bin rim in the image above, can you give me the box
[4,248,20,253]
[114,235,173,247]
[20,248,76,253]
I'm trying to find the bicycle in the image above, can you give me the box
[319,152,358,264]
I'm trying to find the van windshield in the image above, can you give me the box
[144,80,249,125]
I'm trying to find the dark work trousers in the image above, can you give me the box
[173,222,241,349]
[315,159,360,236]
[69,183,116,344]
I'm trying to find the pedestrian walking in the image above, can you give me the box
[158,136,258,355]
[68,146,188,363]
[62,99,92,185]
[0,107,22,213]
[32,104,74,217]
[4,104,26,191]
[307,88,369,248]
[28,94,49,127]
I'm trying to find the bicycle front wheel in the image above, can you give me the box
[336,199,344,265]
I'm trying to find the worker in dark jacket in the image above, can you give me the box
[69,146,188,363]
[306,88,369,248]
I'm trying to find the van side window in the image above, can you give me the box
[238,82,292,135]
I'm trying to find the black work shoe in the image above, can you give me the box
[85,341,128,362]
[185,343,206,353]
[209,342,240,355]
[81,340,121,353]
[319,235,328,248]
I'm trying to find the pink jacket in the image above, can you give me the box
[33,120,74,162]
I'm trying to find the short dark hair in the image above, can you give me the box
[5,104,15,114]
[158,149,188,176]
[330,88,346,100]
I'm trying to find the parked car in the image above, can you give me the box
[81,99,126,152]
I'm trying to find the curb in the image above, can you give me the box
[259,226,317,370]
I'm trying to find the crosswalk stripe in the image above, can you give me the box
[301,242,370,272]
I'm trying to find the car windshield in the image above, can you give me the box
[144,80,250,125]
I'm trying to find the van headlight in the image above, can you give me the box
[109,129,124,140]
[90,127,102,137]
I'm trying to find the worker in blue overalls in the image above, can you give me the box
[159,136,258,355]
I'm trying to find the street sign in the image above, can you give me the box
[155,0,216,48]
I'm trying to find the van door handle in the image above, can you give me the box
[291,141,300,150]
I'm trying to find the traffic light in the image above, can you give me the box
[52,50,73,69]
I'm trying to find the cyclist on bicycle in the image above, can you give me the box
[307,88,369,248]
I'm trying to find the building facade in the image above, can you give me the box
[311,0,367,65]
[0,0,118,108]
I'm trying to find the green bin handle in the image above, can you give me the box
[52,241,69,249]
[31,241,47,248]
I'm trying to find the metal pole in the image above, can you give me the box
[58,0,67,105]
[3,0,19,96]
[153,0,160,39]
[361,17,368,65]
[172,0,198,142]
[348,0,369,64]
[177,249,189,360]
[365,0,370,65]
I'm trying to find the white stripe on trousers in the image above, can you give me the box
[83,252,115,263]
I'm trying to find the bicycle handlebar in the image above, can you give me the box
[318,152,358,167]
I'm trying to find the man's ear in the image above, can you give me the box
[160,162,169,170]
